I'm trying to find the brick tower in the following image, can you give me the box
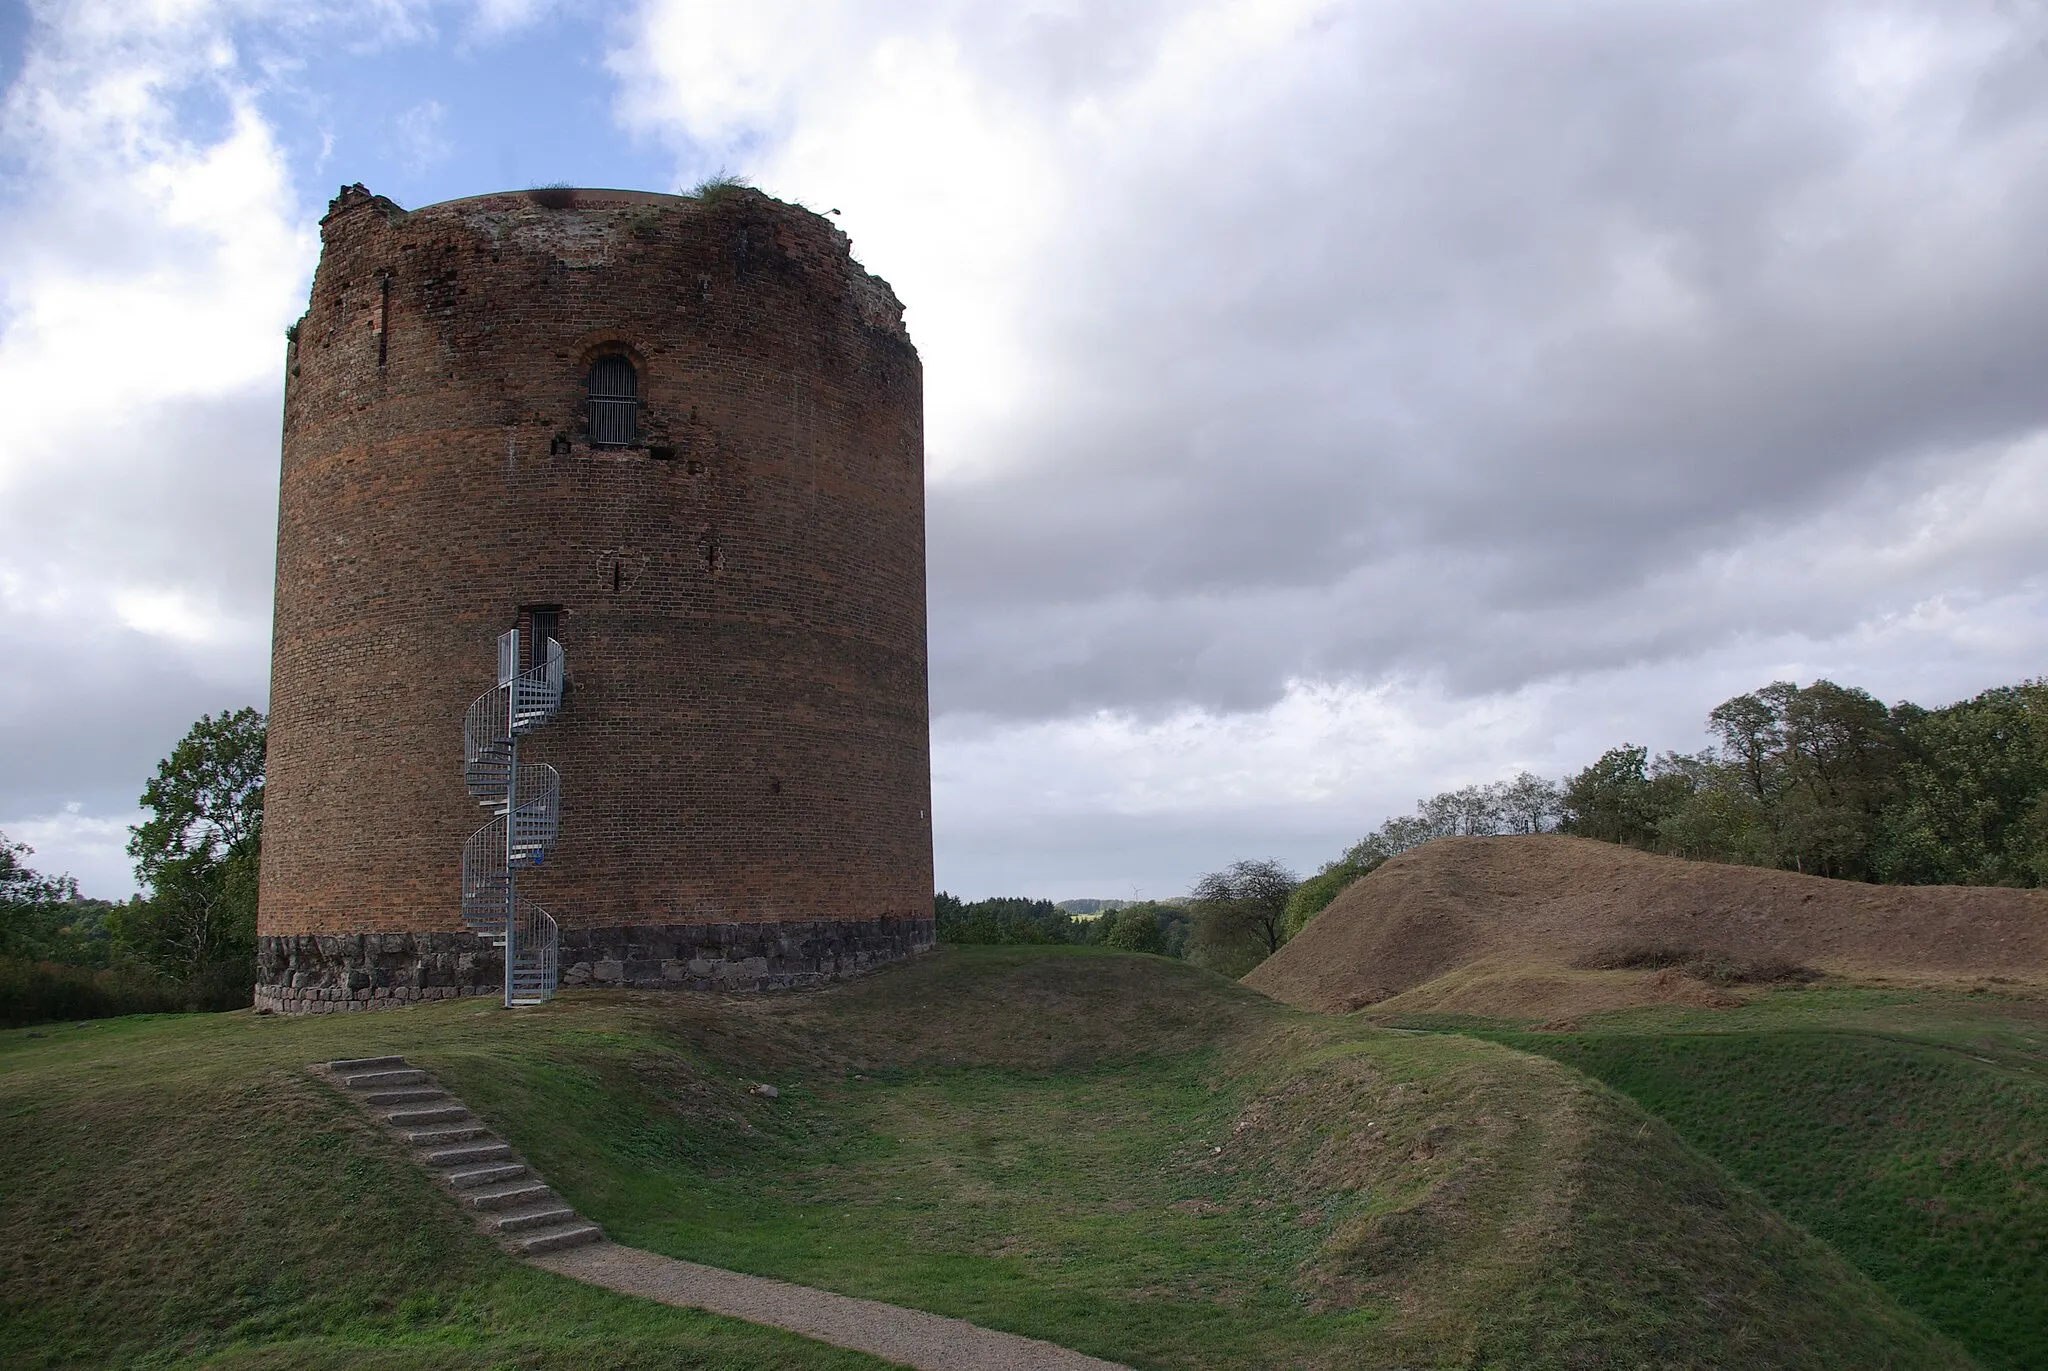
[255,184,934,1012]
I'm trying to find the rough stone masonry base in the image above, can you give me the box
[253,916,936,1013]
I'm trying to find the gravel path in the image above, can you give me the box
[532,1240,1132,1371]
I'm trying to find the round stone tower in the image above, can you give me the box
[255,184,933,1012]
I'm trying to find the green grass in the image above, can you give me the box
[1389,986,2048,1369]
[4,949,1971,1369]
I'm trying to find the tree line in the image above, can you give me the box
[935,860,1295,978]
[1560,677,2048,885]
[1,708,264,1026]
[938,672,2048,981]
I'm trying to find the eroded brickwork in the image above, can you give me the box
[257,185,933,1003]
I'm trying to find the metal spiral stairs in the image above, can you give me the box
[462,629,564,1007]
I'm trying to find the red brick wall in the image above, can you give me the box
[259,185,932,938]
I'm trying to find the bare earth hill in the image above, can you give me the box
[1246,835,2048,1020]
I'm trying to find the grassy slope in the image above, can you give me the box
[4,948,1969,1370]
[0,1010,892,1371]
[1387,987,2048,1370]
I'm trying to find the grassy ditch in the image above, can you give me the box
[1389,987,2048,1370]
[5,949,1970,1369]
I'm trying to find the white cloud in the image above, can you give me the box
[393,97,450,173]
[0,0,317,888]
[5,805,142,899]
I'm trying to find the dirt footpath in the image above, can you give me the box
[534,1241,1131,1371]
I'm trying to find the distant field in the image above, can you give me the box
[3,949,1969,1369]
[1389,986,2048,1370]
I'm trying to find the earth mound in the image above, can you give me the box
[1245,834,2048,1018]
[2,947,1968,1369]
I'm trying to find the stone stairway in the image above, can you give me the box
[318,1055,601,1256]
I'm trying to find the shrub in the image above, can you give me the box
[0,956,251,1028]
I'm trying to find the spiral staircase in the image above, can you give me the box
[462,629,564,1006]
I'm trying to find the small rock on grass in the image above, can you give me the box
[751,1083,780,1098]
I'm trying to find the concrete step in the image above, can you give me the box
[317,1059,601,1262]
[362,1087,447,1106]
[489,1201,578,1234]
[513,1222,603,1256]
[466,1180,553,1211]
[385,1105,471,1126]
[445,1162,527,1190]
[423,1141,511,1166]
[405,1124,491,1147]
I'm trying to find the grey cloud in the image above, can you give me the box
[2,390,279,816]
[925,0,2048,720]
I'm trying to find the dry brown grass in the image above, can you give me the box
[1246,834,2048,1019]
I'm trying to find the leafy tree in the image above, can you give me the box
[1649,753,1773,865]
[1709,689,1783,804]
[1087,901,1190,957]
[1874,682,2048,885]
[1186,858,1298,976]
[1,833,82,961]
[1770,680,1900,878]
[934,892,1080,945]
[1559,745,1665,845]
[1497,771,1565,834]
[115,708,266,982]
[1282,856,1375,938]
[1102,904,1167,954]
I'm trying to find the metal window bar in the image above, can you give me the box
[529,609,558,671]
[587,356,638,447]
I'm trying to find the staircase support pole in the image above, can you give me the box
[503,720,518,1010]
[502,629,520,1010]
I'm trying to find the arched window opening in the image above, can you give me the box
[587,355,638,448]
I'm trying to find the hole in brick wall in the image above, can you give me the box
[550,434,571,456]
[686,460,703,476]
[705,545,724,574]
[649,445,675,460]
[611,561,621,594]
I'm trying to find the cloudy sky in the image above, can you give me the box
[3,0,2046,901]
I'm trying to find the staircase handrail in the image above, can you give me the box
[461,627,566,1006]
[512,638,564,732]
